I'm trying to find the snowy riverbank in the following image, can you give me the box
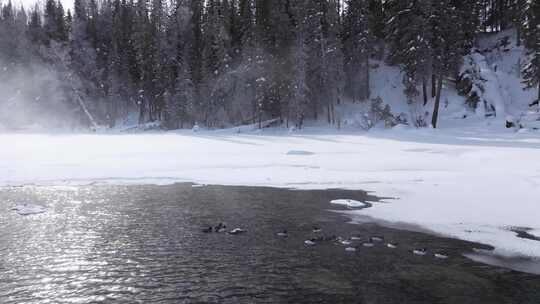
[2,124,540,259]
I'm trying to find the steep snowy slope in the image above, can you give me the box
[336,29,537,132]
[475,29,539,128]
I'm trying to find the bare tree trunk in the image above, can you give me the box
[422,77,428,105]
[517,26,521,47]
[286,103,290,128]
[331,101,335,125]
[431,74,437,98]
[364,54,370,100]
[110,96,117,128]
[431,74,444,128]
[327,103,331,124]
[537,82,540,112]
[138,99,145,125]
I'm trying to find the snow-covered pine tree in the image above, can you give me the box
[430,0,471,128]
[304,0,343,122]
[162,0,195,129]
[304,0,326,120]
[324,0,344,124]
[289,0,309,129]
[514,0,528,46]
[385,0,433,105]
[201,0,233,126]
[342,0,370,103]
[43,0,58,44]
[0,1,19,60]
[27,5,44,44]
[367,0,384,40]
[523,0,540,106]
[55,2,68,41]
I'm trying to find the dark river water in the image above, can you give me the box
[0,184,539,303]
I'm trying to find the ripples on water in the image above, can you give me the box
[0,185,371,303]
[0,184,539,304]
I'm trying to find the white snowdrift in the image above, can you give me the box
[1,128,540,258]
[11,204,47,215]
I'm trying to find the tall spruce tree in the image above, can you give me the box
[343,0,370,103]
[523,0,540,106]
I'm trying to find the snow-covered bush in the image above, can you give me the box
[355,97,399,130]
[458,53,498,117]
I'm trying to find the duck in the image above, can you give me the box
[228,228,245,235]
[413,248,427,256]
[370,236,384,243]
[202,226,213,233]
[345,247,357,252]
[312,236,324,242]
[340,239,352,246]
[214,223,227,233]
[304,239,317,246]
[434,253,449,259]
[324,235,338,241]
[386,242,398,249]
[362,241,375,248]
[312,226,322,233]
[277,230,288,237]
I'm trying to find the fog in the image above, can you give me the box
[0,59,81,131]
[14,0,73,11]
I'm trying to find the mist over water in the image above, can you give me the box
[0,59,80,131]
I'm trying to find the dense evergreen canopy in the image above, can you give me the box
[0,0,538,129]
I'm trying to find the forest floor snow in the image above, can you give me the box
[1,125,540,259]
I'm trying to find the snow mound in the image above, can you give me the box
[12,204,47,215]
[286,150,315,156]
[330,199,367,208]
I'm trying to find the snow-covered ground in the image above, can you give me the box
[2,125,540,258]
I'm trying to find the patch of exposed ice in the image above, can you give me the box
[330,199,367,208]
[286,150,315,156]
[12,204,47,215]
